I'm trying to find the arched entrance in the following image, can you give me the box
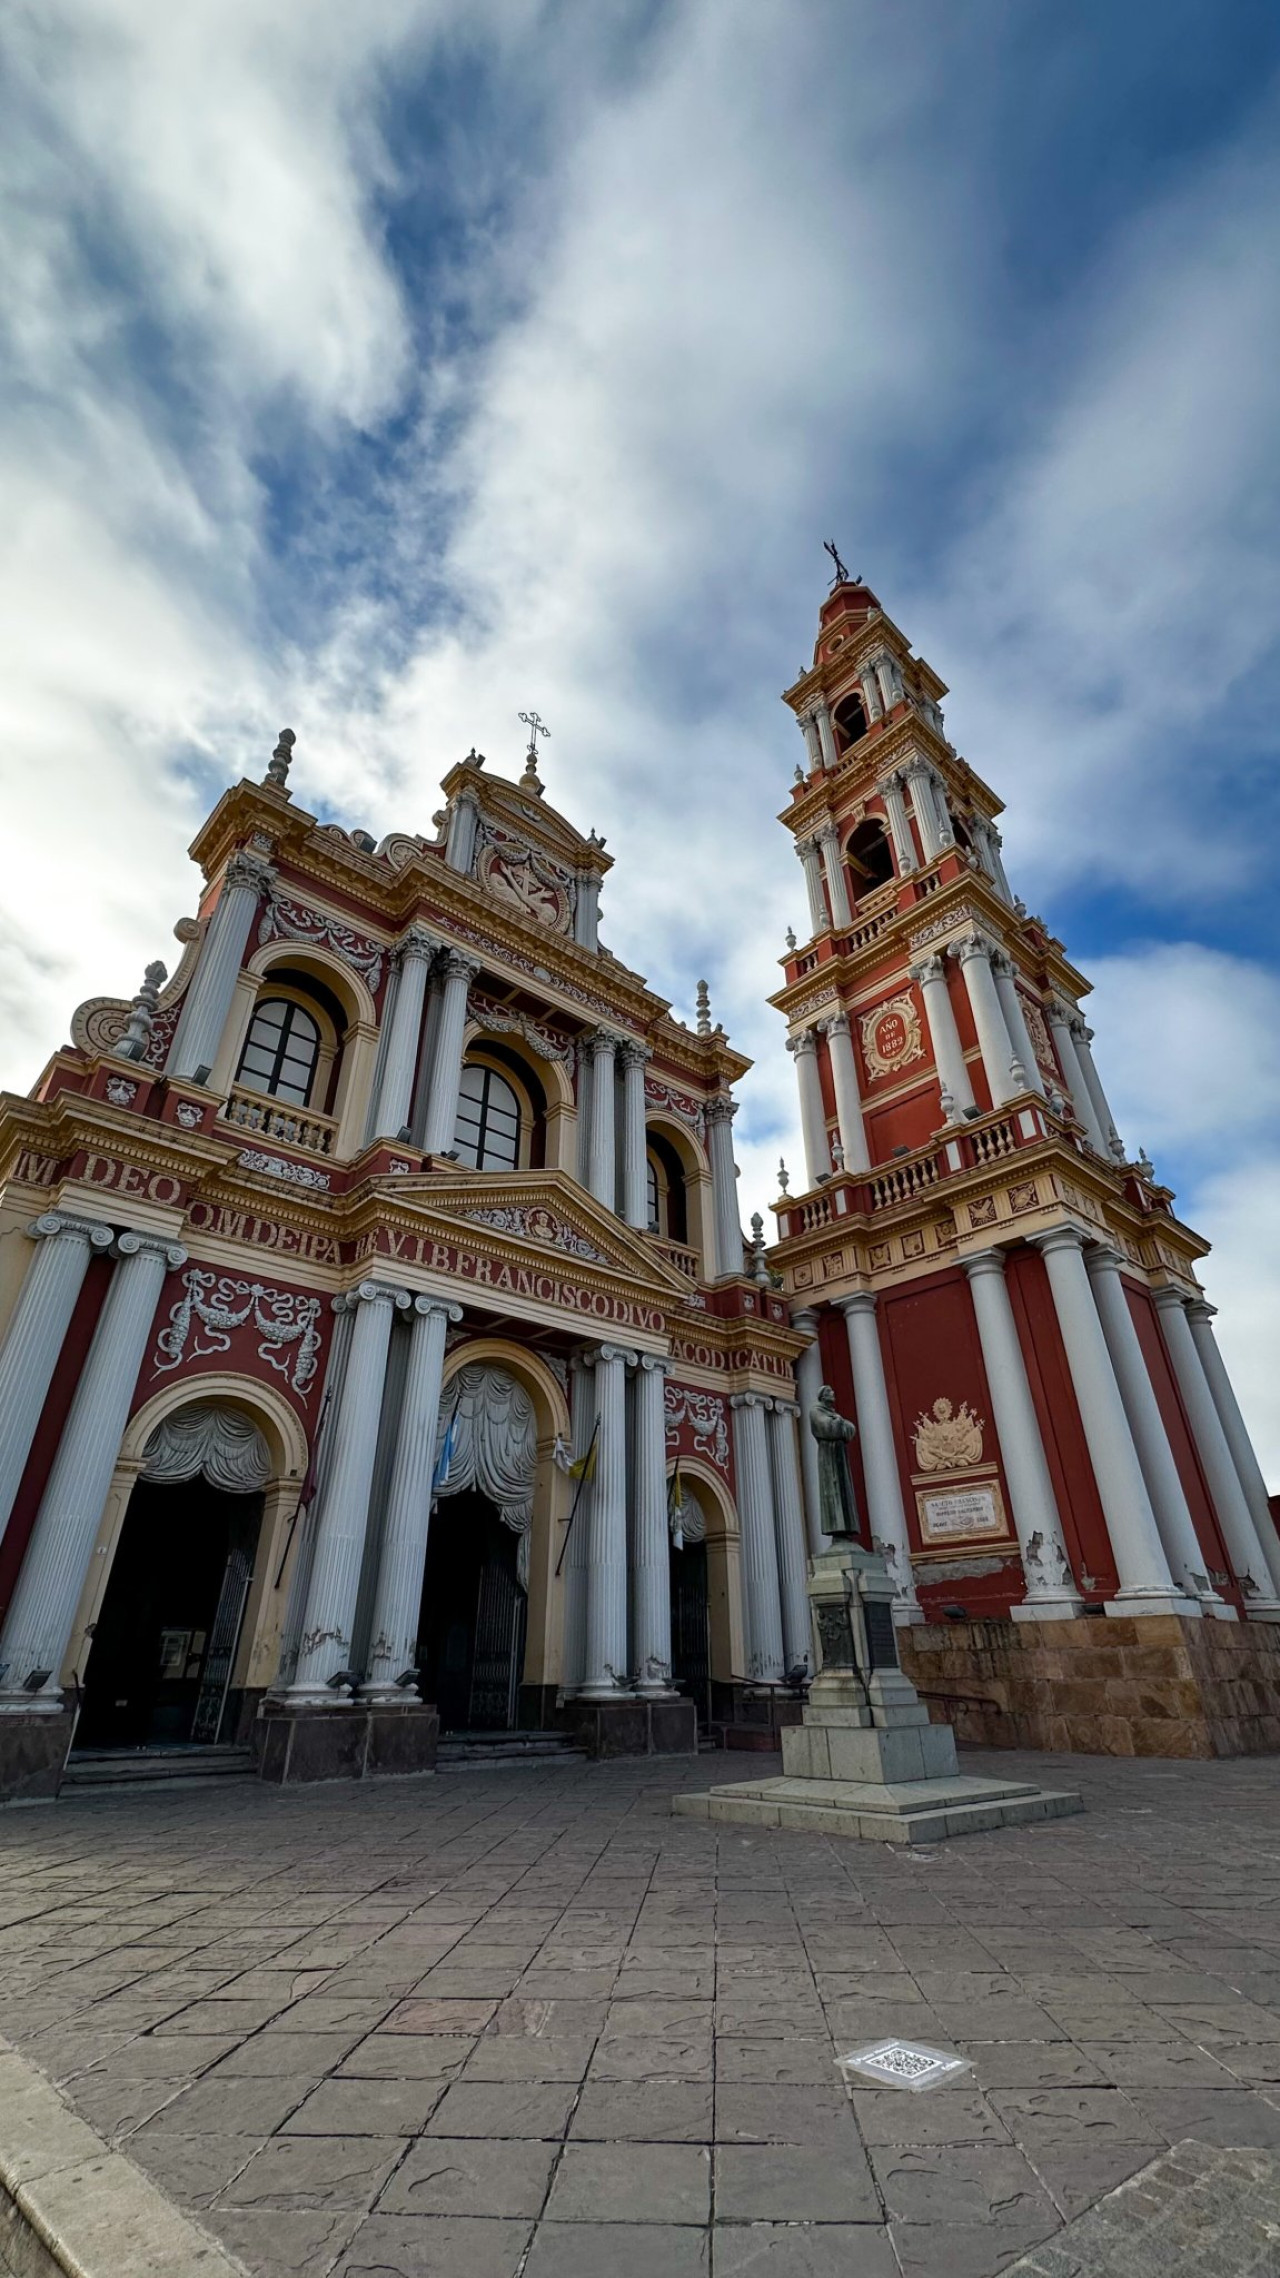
[77,1405,272,1750]
[417,1354,565,1733]
[669,1474,712,1724]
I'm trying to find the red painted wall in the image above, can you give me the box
[1004,1247,1117,1593]
[1126,1281,1238,1598]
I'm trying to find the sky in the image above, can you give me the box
[3,0,1279,1474]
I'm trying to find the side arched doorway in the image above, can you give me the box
[76,1405,272,1751]
[668,1475,712,1725]
[418,1361,542,1733]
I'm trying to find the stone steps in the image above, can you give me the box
[436,1731,588,1771]
[63,1746,255,1792]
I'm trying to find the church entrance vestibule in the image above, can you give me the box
[417,1489,527,1732]
[76,1475,263,1751]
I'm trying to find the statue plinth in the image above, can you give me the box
[674,1545,1083,1845]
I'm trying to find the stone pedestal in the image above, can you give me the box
[0,1709,76,1806]
[560,1696,697,1759]
[253,1702,439,1785]
[673,1545,1082,1844]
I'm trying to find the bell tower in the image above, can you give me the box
[767,569,1280,1758]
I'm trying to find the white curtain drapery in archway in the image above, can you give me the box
[434,1364,538,1589]
[141,1404,273,1496]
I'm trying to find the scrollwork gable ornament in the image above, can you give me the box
[257,888,386,993]
[462,1203,609,1262]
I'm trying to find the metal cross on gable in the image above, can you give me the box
[518,709,550,758]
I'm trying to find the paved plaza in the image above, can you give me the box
[3,1748,1280,2276]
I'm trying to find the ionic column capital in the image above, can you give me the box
[29,1213,114,1253]
[336,1281,413,1314]
[729,1391,769,1412]
[820,1010,851,1038]
[954,929,995,965]
[584,1341,637,1370]
[786,1027,818,1059]
[636,1352,672,1378]
[769,1397,800,1419]
[409,1295,463,1325]
[114,1230,187,1271]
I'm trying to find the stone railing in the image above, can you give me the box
[867,1153,940,1211]
[221,1086,338,1157]
[776,1096,1060,1238]
[648,1236,702,1282]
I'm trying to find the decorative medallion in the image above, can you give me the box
[968,1196,998,1228]
[912,1396,985,1474]
[175,1101,205,1129]
[1009,1181,1040,1213]
[105,1077,138,1106]
[861,991,924,1081]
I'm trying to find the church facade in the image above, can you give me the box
[769,573,1280,1756]
[0,573,1278,1803]
[0,728,805,1800]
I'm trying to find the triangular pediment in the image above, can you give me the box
[376,1168,694,1299]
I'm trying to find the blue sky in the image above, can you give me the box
[3,0,1280,1470]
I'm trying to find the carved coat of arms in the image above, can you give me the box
[911,1395,985,1473]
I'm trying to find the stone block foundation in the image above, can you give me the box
[252,1701,439,1784]
[900,1613,1280,1758]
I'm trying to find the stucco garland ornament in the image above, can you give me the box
[153,1268,324,1398]
[663,1382,729,1470]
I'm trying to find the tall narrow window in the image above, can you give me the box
[236,998,320,1106]
[454,1062,522,1171]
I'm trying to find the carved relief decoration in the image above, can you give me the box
[237,1150,332,1192]
[470,991,576,1069]
[478,843,571,933]
[860,991,925,1080]
[258,891,385,993]
[645,1076,706,1137]
[1021,994,1058,1074]
[664,1382,730,1471]
[462,1204,608,1262]
[152,1268,324,1397]
[912,1396,985,1474]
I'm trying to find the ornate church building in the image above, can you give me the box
[770,572,1280,1757]
[0,727,802,1800]
[0,570,1277,1803]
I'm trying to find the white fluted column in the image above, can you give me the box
[962,1250,1082,1617]
[364,1296,463,1700]
[632,1356,674,1695]
[1085,1250,1224,1614]
[903,760,945,859]
[284,1283,409,1701]
[706,1095,743,1278]
[0,1230,187,1709]
[791,1311,826,1557]
[1035,1230,1195,1616]
[798,714,823,773]
[371,926,435,1139]
[788,1028,832,1187]
[422,950,479,1154]
[955,933,1020,1108]
[167,853,271,1081]
[1187,1301,1280,1599]
[991,954,1045,1096]
[823,1014,871,1173]
[579,1344,633,1697]
[444,790,480,874]
[731,1394,785,1683]
[817,826,852,928]
[796,836,828,935]
[838,1294,920,1619]
[880,772,917,875]
[1046,1001,1107,1151]
[620,1041,650,1230]
[860,668,884,723]
[1153,1289,1280,1614]
[0,1215,115,1553]
[1072,1021,1125,1162]
[987,823,1013,901]
[767,1400,812,1674]
[574,871,600,950]
[909,954,975,1113]
[813,700,839,772]
[586,1029,618,1208]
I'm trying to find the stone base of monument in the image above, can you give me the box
[672,1544,1083,1845]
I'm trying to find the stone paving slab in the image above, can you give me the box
[2,1749,1280,2275]
[1004,2138,1280,2274]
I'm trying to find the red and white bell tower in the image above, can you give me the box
[768,570,1280,1757]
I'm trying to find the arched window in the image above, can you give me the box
[845,817,895,902]
[834,691,869,751]
[236,998,321,1106]
[454,1062,522,1171]
[646,1157,660,1233]
[646,1131,688,1244]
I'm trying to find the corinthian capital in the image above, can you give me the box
[705,1090,737,1124]
[786,1029,818,1060]
[954,930,994,966]
[617,1037,652,1069]
[908,955,943,985]
[224,851,274,896]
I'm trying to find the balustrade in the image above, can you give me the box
[221,1085,338,1156]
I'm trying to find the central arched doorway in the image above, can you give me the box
[418,1361,540,1733]
[76,1405,271,1751]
